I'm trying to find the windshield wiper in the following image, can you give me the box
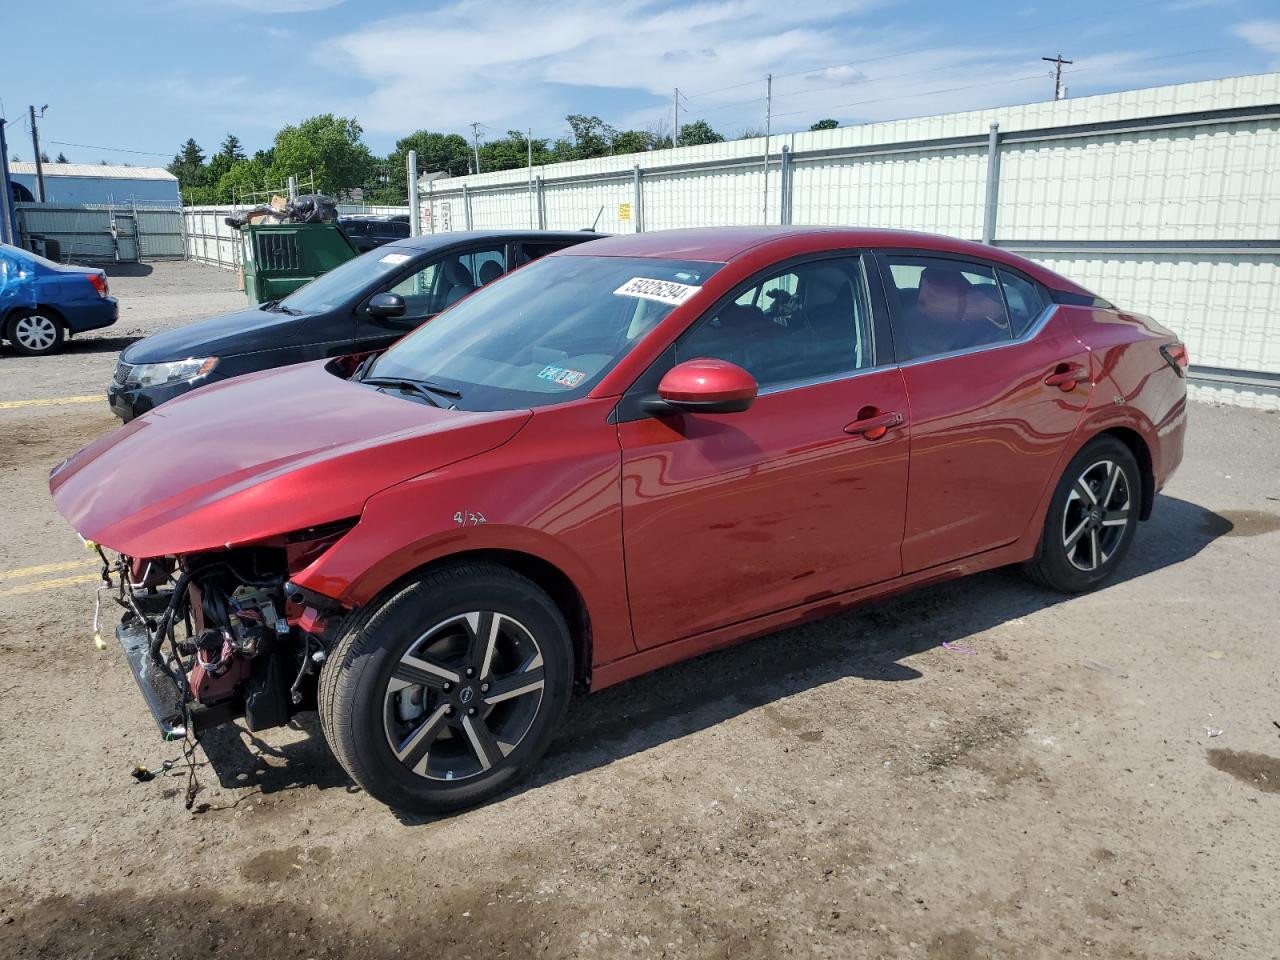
[361,376,448,408]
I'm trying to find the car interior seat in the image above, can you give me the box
[441,259,478,307]
[477,260,504,286]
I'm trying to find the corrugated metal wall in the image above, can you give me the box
[419,72,1280,408]
[13,203,185,262]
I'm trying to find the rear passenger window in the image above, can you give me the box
[882,255,1012,361]
[998,270,1047,337]
[676,257,873,389]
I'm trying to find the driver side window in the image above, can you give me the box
[676,257,873,390]
[389,262,442,321]
[386,245,508,322]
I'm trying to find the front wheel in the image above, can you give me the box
[319,563,573,814]
[1023,436,1141,593]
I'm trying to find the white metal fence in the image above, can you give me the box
[183,202,411,269]
[418,72,1280,408]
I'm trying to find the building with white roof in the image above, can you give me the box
[8,163,179,205]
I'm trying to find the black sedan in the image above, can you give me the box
[108,230,599,421]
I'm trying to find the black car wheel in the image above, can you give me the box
[1024,435,1141,593]
[320,563,573,814]
[6,309,66,356]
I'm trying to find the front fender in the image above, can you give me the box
[289,397,636,666]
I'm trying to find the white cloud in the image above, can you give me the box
[1232,19,1280,61]
[321,0,875,136]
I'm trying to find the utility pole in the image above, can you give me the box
[468,122,483,175]
[1042,53,1073,101]
[762,73,772,223]
[527,128,534,229]
[29,105,47,202]
[672,88,680,146]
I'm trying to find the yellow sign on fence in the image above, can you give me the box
[618,202,632,222]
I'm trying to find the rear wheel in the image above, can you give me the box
[1023,436,1141,593]
[6,309,65,356]
[319,563,573,814]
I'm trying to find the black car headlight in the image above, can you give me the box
[125,357,219,388]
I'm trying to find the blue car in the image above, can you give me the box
[0,243,118,356]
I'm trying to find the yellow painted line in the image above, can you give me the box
[0,395,103,410]
[0,559,97,579]
[0,572,101,597]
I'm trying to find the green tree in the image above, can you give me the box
[219,134,246,162]
[611,129,662,154]
[39,150,49,163]
[563,114,617,159]
[479,130,555,173]
[390,130,472,180]
[54,152,68,163]
[167,138,208,191]
[809,118,839,131]
[270,114,374,197]
[677,119,724,147]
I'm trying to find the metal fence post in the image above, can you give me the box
[633,165,644,233]
[535,176,545,229]
[407,150,420,237]
[982,122,1001,245]
[779,145,791,226]
[462,184,473,230]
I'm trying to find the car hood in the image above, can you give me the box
[50,361,531,558]
[121,305,313,363]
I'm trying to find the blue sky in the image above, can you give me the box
[2,0,1278,166]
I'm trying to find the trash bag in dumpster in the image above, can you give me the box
[224,194,338,230]
[0,245,40,317]
[287,194,338,223]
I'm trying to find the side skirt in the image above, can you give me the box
[589,538,1033,692]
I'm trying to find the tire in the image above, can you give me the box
[1023,436,1142,593]
[319,563,573,814]
[6,309,66,356]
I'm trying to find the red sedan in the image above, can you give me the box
[50,227,1187,813]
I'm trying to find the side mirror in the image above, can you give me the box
[367,292,406,319]
[643,358,758,416]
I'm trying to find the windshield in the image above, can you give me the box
[369,255,722,411]
[278,246,417,314]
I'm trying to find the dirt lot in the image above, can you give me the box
[1,261,1278,959]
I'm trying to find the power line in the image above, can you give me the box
[45,139,171,157]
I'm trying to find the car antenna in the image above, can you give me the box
[587,205,605,232]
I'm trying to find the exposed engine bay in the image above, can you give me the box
[92,531,349,742]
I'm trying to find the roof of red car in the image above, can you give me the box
[560,227,1089,294]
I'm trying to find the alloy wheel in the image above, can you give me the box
[1061,459,1131,572]
[14,314,59,352]
[383,611,545,781]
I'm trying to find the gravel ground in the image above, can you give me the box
[1,262,1278,959]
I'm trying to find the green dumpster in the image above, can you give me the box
[239,222,358,305]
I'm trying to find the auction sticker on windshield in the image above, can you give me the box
[538,365,586,387]
[614,276,701,307]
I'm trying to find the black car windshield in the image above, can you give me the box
[368,255,722,411]
[278,246,417,314]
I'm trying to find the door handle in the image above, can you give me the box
[844,411,904,439]
[1044,363,1089,390]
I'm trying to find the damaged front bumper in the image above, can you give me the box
[116,615,188,740]
[92,546,345,743]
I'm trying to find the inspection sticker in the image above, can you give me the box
[537,365,587,387]
[613,276,701,307]
[379,252,411,265]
